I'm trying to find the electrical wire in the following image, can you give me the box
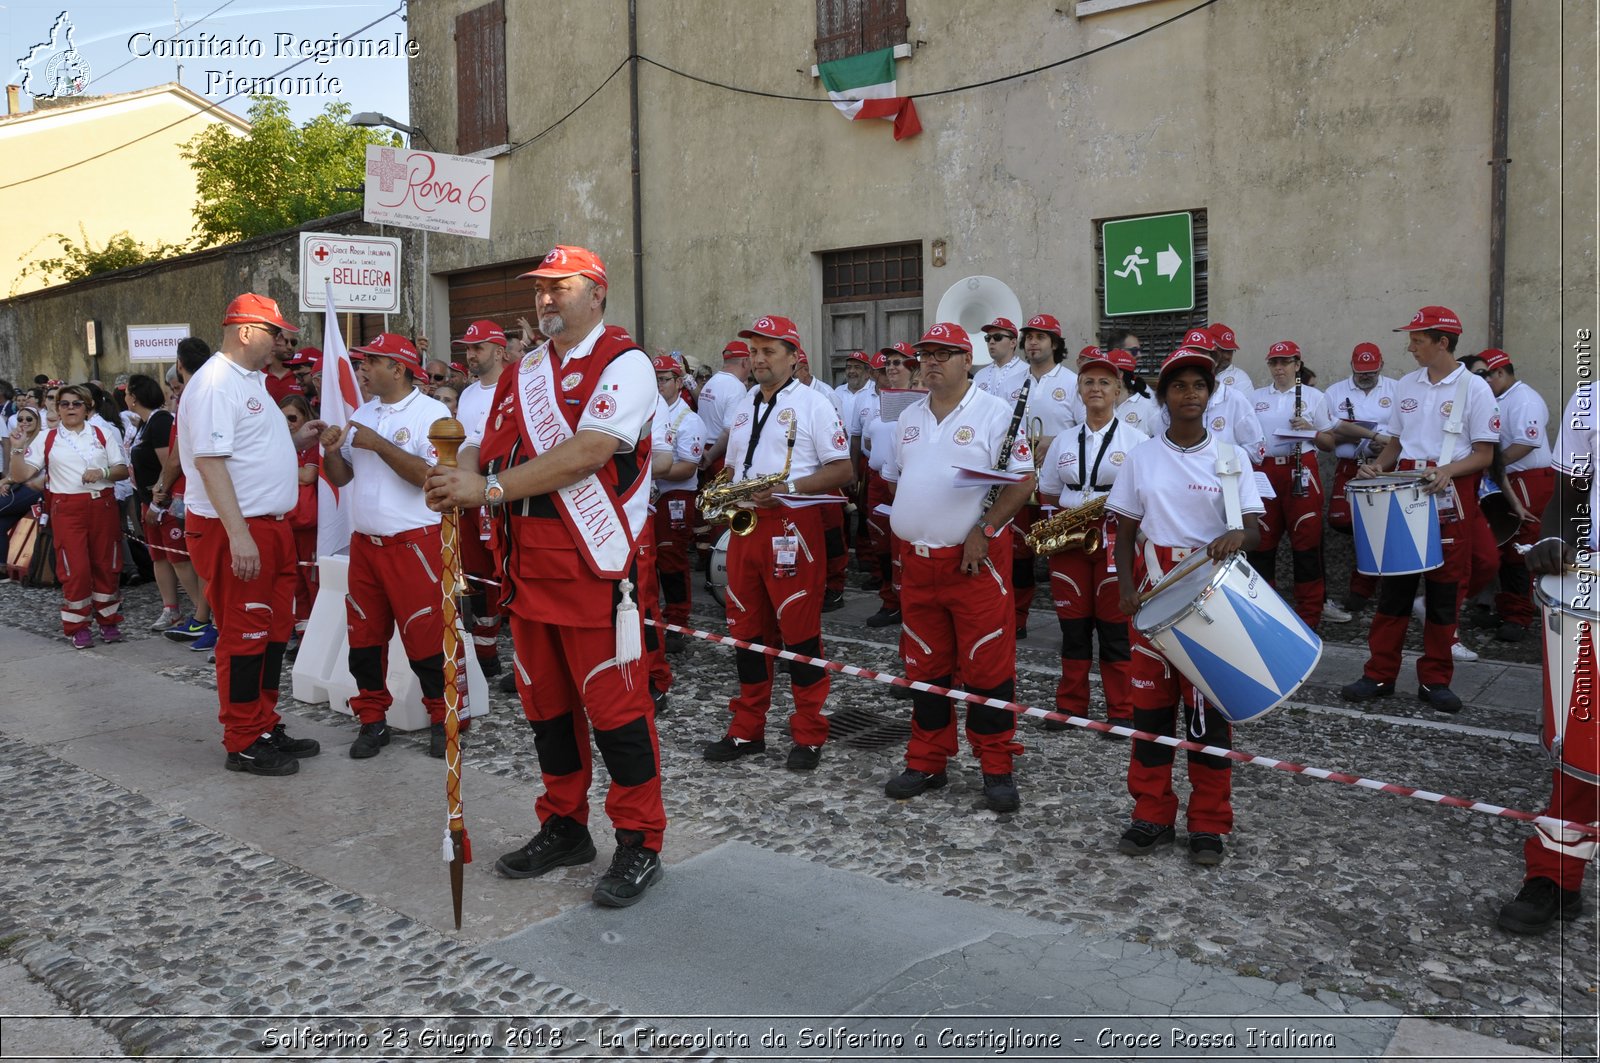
[79,0,243,90]
[503,57,630,157]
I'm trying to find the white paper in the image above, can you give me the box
[872,503,893,517]
[774,494,846,508]
[1275,427,1318,440]
[952,466,1031,487]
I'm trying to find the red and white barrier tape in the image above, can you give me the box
[644,617,1600,840]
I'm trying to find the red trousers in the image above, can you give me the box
[507,613,666,851]
[722,506,830,745]
[1048,537,1132,722]
[1127,544,1233,833]
[1012,505,1037,630]
[821,498,848,595]
[898,533,1022,774]
[1525,771,1600,891]
[1362,464,1481,687]
[865,470,899,610]
[50,492,122,635]
[1496,467,1556,627]
[186,514,296,753]
[345,528,450,726]
[1251,453,1325,627]
[635,533,672,695]
[1329,458,1378,603]
[458,507,502,663]
[291,527,317,626]
[653,489,695,625]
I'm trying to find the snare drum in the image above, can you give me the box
[1348,475,1443,576]
[708,530,731,606]
[1133,553,1323,723]
[1536,569,1599,783]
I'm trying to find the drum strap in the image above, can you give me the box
[1213,440,1244,531]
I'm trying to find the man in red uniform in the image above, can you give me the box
[452,319,512,677]
[179,293,324,776]
[425,245,665,908]
[262,328,304,404]
[320,333,456,760]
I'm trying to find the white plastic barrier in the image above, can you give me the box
[290,553,488,732]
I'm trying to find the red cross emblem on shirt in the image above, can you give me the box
[590,396,616,419]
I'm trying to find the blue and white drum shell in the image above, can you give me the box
[1348,475,1443,576]
[1134,554,1324,724]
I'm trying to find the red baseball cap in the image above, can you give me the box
[737,315,805,358]
[915,322,973,353]
[879,341,918,363]
[847,350,873,365]
[1158,347,1216,383]
[1077,353,1120,377]
[981,317,1018,337]
[1022,314,1062,338]
[350,333,425,378]
[651,354,683,375]
[1479,348,1513,371]
[721,340,750,359]
[1351,342,1383,370]
[797,349,810,365]
[1266,340,1302,361]
[1107,347,1138,373]
[222,293,298,333]
[869,351,888,370]
[452,319,507,347]
[1077,345,1105,362]
[521,245,608,287]
[1182,328,1218,352]
[285,346,322,368]
[1208,323,1239,351]
[449,361,467,375]
[1395,305,1463,335]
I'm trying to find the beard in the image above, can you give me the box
[539,312,566,338]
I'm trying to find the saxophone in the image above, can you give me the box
[697,420,797,536]
[1025,495,1108,556]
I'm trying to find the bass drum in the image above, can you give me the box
[707,530,731,606]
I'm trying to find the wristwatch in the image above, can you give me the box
[483,472,505,507]
[785,480,797,496]
[979,520,1001,540]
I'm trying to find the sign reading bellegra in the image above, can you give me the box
[298,233,402,314]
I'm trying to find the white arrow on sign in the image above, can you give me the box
[1156,244,1183,281]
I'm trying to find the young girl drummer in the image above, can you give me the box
[1106,349,1264,866]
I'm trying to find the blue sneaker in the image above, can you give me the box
[189,624,218,651]
[164,617,207,642]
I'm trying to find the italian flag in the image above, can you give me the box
[819,47,922,141]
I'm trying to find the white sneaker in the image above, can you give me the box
[1412,596,1427,622]
[1452,640,1479,662]
[149,606,180,631]
[1322,600,1353,623]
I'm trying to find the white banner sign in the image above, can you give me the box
[362,145,494,239]
[298,233,402,313]
[126,323,190,363]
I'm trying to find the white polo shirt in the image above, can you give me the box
[1554,383,1596,550]
[1385,363,1499,464]
[1162,385,1265,461]
[697,369,750,444]
[725,377,848,481]
[884,383,1032,548]
[455,375,499,445]
[653,395,705,493]
[179,352,298,519]
[1323,374,1398,460]
[1250,383,1336,459]
[973,357,1028,403]
[1039,418,1149,511]
[833,379,874,439]
[810,376,844,418]
[1116,391,1162,435]
[1215,365,1253,391]
[1494,379,1552,473]
[341,387,450,537]
[1023,363,1081,439]
[863,414,897,473]
[1107,431,1266,549]
[21,421,126,497]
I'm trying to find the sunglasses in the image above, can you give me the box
[56,399,86,409]
[1472,370,1490,377]
[886,358,913,368]
[983,334,1008,343]
[1124,346,1142,356]
[428,374,447,382]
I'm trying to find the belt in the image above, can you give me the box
[1266,454,1304,466]
[240,512,286,521]
[356,525,435,547]
[1400,459,1439,470]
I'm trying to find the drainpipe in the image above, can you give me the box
[628,0,645,342]
[1487,0,1511,347]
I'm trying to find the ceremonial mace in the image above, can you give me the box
[428,417,471,930]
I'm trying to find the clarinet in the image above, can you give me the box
[1292,381,1309,497]
[984,376,1034,512]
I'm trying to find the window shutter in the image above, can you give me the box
[456,0,508,154]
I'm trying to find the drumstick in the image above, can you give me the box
[1137,547,1217,606]
[1512,545,1600,577]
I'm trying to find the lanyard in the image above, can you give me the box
[1070,420,1118,491]
[741,379,791,479]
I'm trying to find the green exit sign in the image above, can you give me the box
[1102,212,1195,317]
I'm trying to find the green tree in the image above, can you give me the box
[15,225,190,291]
[180,96,399,244]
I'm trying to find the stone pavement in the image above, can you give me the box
[0,573,1589,1061]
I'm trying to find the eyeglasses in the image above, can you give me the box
[918,349,964,362]
[1124,346,1142,356]
[886,359,913,368]
[429,374,447,382]
[1472,370,1490,377]
[983,334,1008,343]
[56,399,85,409]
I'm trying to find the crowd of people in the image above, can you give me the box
[0,246,1591,935]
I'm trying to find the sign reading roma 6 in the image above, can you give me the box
[362,145,494,240]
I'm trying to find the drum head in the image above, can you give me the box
[1134,556,1224,633]
[1537,569,1596,614]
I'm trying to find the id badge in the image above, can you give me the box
[773,535,799,579]
[478,506,493,542]
[1102,519,1118,574]
[668,498,687,528]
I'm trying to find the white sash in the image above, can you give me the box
[514,344,638,579]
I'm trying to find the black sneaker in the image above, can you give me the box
[1417,683,1463,714]
[664,631,687,654]
[1498,876,1583,935]
[821,590,845,612]
[1341,676,1395,702]
[1016,626,1028,641]
[496,815,597,879]
[269,723,321,758]
[429,722,447,759]
[885,768,948,799]
[786,744,822,771]
[1118,820,1176,855]
[225,736,300,776]
[592,830,663,908]
[703,735,765,762]
[1101,718,1133,741]
[477,655,501,677]
[1496,622,1528,643]
[499,670,519,694]
[1342,593,1370,614]
[1042,715,1072,732]
[982,773,1020,812]
[865,607,901,629]
[650,686,669,715]
[1188,832,1225,866]
[349,721,391,759]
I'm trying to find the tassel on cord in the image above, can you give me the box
[615,578,642,666]
[442,824,454,863]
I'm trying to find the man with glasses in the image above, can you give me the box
[262,325,304,404]
[1207,323,1253,391]
[421,359,452,396]
[179,293,325,776]
[861,342,919,627]
[975,318,1027,402]
[1324,343,1398,615]
[1477,348,1553,642]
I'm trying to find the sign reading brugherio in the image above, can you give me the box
[126,323,191,364]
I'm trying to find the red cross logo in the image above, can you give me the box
[366,147,410,193]
[590,396,616,419]
[312,244,330,263]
